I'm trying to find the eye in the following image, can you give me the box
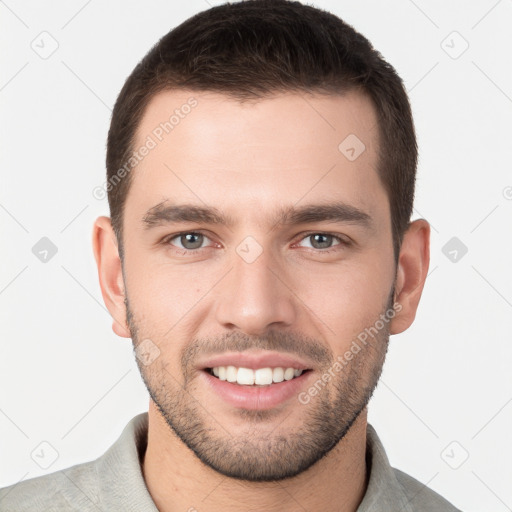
[161,231,349,254]
[296,233,346,250]
[165,232,213,250]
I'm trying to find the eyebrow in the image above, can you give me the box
[142,200,373,231]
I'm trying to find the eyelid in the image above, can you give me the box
[161,230,217,249]
[292,231,351,247]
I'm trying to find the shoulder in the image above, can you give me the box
[393,468,462,512]
[0,412,152,512]
[0,459,100,512]
[362,423,462,512]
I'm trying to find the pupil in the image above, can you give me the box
[311,234,331,249]
[182,233,203,249]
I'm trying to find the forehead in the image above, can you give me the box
[134,89,379,159]
[126,89,385,227]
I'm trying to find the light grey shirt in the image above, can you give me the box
[0,412,461,511]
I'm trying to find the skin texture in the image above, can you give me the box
[92,90,430,512]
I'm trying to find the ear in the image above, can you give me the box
[92,216,131,338]
[389,219,430,335]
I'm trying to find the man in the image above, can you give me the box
[0,1,462,510]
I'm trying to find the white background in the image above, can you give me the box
[1,1,511,511]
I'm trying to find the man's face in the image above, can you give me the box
[121,90,397,481]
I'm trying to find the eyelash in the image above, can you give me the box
[160,231,351,255]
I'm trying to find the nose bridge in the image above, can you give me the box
[215,238,296,335]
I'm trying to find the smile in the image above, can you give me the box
[208,366,310,386]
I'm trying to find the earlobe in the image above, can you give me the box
[389,219,430,335]
[92,216,131,338]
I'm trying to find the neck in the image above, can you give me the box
[142,400,368,512]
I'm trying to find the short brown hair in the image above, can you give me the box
[106,0,417,262]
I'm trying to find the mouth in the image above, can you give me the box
[205,366,312,386]
[197,351,316,409]
[201,365,313,410]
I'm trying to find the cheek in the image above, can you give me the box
[291,257,393,347]
[123,253,223,334]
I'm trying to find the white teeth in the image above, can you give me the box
[284,368,295,381]
[210,366,304,385]
[254,367,273,385]
[237,367,255,385]
[272,367,284,383]
[226,365,237,383]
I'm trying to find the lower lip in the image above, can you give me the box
[201,370,312,410]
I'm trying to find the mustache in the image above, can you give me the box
[181,330,333,371]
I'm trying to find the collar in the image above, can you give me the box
[95,412,415,511]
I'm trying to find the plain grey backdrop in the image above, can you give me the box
[1,1,511,511]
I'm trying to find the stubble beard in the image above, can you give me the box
[126,293,392,482]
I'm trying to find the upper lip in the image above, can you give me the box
[198,351,314,371]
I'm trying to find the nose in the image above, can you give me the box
[214,245,297,336]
